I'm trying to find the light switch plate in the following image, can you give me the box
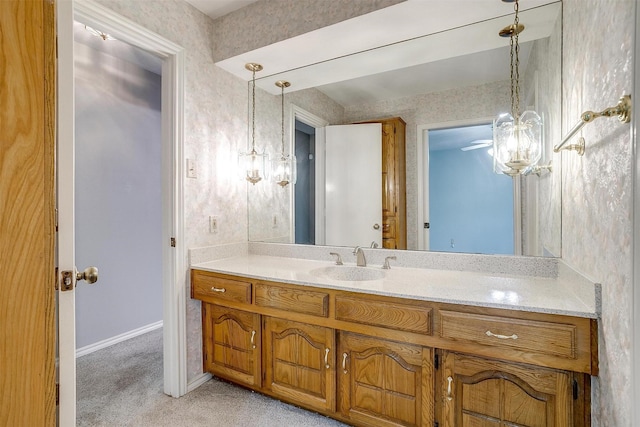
[186,158,197,178]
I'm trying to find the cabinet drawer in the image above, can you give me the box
[336,295,432,335]
[192,271,252,304]
[255,283,329,317]
[439,310,577,359]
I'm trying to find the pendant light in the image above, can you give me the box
[239,63,269,185]
[493,0,543,176]
[271,80,297,187]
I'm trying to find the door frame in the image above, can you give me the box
[290,105,328,244]
[417,117,521,253]
[57,0,187,416]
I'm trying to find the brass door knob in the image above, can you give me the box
[76,266,98,284]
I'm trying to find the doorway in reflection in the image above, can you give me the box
[424,123,514,255]
[294,120,316,244]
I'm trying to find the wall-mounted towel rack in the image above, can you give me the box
[554,94,632,156]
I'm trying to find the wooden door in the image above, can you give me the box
[441,352,575,427]
[338,332,434,426]
[203,304,261,387]
[263,317,336,413]
[0,1,56,425]
[358,117,406,249]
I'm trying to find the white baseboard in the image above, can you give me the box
[76,320,163,358]
[187,372,212,393]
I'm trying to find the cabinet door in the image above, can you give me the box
[202,304,261,387]
[339,332,434,427]
[441,352,574,427]
[263,317,336,413]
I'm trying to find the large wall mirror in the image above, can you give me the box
[220,0,562,257]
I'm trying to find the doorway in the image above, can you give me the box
[73,21,163,353]
[294,120,316,245]
[57,2,186,424]
[290,106,329,244]
[419,121,515,255]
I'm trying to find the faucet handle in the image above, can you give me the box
[329,252,343,265]
[383,256,397,270]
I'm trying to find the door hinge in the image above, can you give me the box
[55,208,58,232]
[573,379,578,400]
[56,383,59,406]
[424,222,430,229]
[434,353,439,370]
[170,237,176,247]
[54,267,59,290]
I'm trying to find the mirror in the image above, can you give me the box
[241,1,562,257]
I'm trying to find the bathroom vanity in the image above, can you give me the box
[191,255,597,426]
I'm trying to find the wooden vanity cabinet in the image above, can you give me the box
[338,332,434,427]
[263,317,336,413]
[192,270,595,427]
[201,304,261,388]
[438,351,588,427]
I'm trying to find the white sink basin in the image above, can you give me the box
[310,265,386,282]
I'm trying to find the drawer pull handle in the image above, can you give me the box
[324,348,330,369]
[342,352,348,374]
[485,330,518,340]
[446,376,453,401]
[211,287,226,293]
[250,330,256,349]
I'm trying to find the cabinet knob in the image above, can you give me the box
[447,376,453,401]
[324,348,330,369]
[250,330,256,349]
[211,287,226,293]
[342,352,348,374]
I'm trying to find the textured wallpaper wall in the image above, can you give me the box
[561,0,634,424]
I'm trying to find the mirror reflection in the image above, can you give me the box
[243,1,562,257]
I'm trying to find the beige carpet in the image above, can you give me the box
[77,328,346,426]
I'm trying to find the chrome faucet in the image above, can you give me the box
[353,246,367,267]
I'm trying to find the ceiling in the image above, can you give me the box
[184,0,259,20]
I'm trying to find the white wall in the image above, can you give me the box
[74,42,163,348]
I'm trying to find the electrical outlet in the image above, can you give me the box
[187,158,197,178]
[209,216,218,233]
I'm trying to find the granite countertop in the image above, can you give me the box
[191,254,598,319]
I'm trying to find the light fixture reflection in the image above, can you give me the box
[271,80,297,187]
[493,0,543,176]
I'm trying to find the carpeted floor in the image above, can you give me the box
[77,328,347,426]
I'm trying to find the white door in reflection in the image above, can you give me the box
[322,124,382,248]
